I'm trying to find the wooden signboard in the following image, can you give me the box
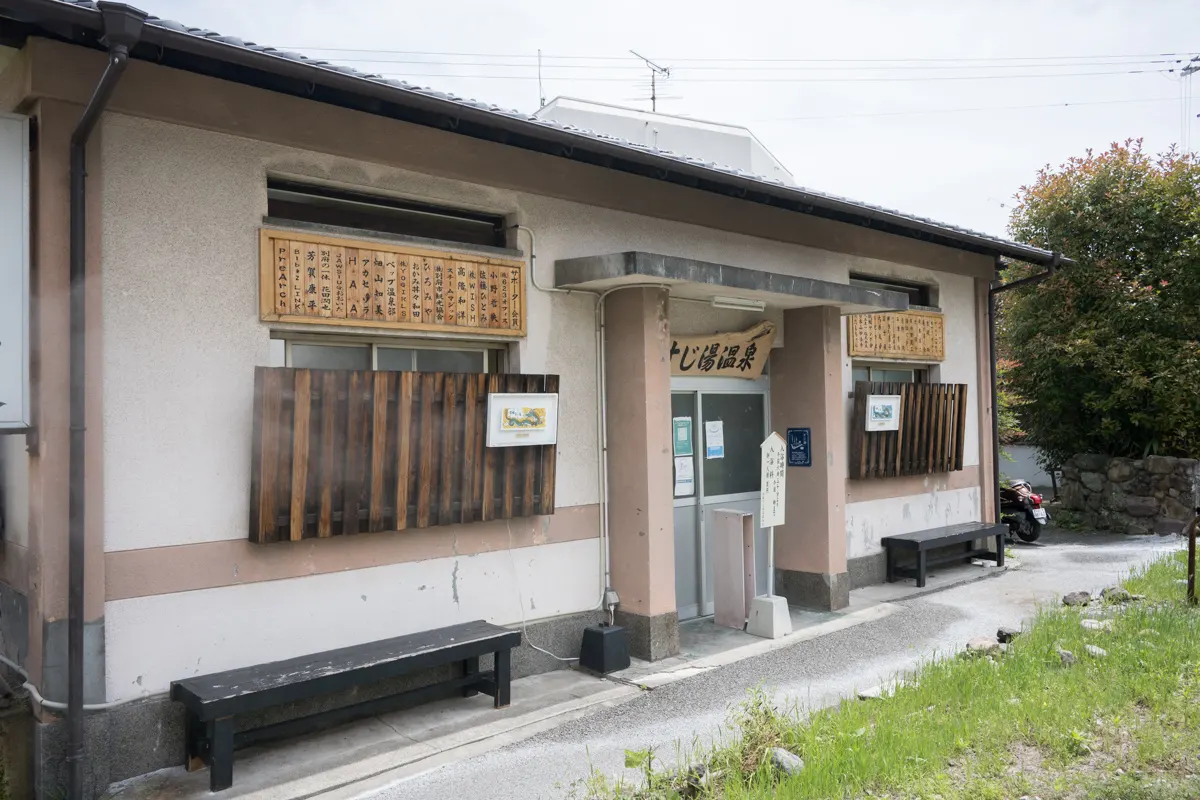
[848,310,945,361]
[670,321,776,378]
[259,229,526,337]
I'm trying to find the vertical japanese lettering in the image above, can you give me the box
[372,254,385,320]
[303,243,319,314]
[318,246,332,316]
[385,256,398,321]
[509,267,521,330]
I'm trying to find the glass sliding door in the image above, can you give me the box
[671,377,769,620]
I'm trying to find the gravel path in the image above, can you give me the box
[366,531,1175,800]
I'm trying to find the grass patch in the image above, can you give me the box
[1048,506,1092,532]
[576,548,1200,799]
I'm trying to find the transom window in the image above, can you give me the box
[282,340,501,373]
[849,274,938,309]
[852,365,926,384]
[266,179,508,249]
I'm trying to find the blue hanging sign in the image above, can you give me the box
[786,427,811,467]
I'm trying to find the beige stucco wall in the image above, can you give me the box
[839,266,984,559]
[668,299,784,345]
[100,111,987,555]
[0,437,27,548]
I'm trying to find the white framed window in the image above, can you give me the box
[279,337,501,373]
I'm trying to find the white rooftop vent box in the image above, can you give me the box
[536,97,795,186]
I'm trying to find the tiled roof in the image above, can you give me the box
[21,0,1066,264]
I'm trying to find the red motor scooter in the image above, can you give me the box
[1000,478,1047,542]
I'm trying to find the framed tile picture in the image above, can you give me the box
[486,392,560,447]
[865,394,902,431]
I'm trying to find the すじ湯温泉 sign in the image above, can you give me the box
[669,321,775,378]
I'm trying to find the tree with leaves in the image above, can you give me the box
[1001,140,1200,467]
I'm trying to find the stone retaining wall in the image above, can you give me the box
[1060,454,1199,534]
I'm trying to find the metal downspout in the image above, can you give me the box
[988,264,1002,522]
[66,4,145,797]
[988,252,1061,524]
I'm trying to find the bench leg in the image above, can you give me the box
[493,649,511,709]
[885,547,895,583]
[208,716,234,792]
[184,710,207,772]
[995,534,1005,567]
[462,656,480,698]
[916,551,927,588]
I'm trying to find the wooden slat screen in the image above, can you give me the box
[849,381,968,480]
[248,367,557,544]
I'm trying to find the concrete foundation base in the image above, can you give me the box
[848,552,887,589]
[746,595,792,639]
[30,608,603,799]
[775,569,850,611]
[613,609,679,661]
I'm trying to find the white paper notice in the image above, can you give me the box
[705,420,725,459]
[673,456,695,497]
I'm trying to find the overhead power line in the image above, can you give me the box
[293,57,1190,72]
[280,47,1195,63]
[371,67,1181,84]
[755,95,1182,123]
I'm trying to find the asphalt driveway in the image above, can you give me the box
[362,530,1177,800]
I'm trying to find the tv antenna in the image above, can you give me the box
[629,50,670,112]
[537,49,546,109]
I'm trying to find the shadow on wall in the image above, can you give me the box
[1001,444,1054,491]
[846,486,981,559]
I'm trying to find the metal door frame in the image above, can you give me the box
[671,375,770,618]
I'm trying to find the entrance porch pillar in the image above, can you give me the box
[769,306,850,610]
[603,287,679,660]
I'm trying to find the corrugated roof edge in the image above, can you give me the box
[6,0,1072,268]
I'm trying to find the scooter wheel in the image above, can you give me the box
[1016,520,1042,543]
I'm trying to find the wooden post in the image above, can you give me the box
[1187,511,1198,606]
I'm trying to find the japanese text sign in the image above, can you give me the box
[259,229,526,337]
[848,310,944,361]
[670,321,775,378]
[786,428,811,467]
[760,432,787,527]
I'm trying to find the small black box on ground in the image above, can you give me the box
[579,624,630,674]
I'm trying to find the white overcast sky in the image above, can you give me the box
[136,1,1199,238]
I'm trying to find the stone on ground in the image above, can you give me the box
[1085,644,1108,658]
[1081,618,1113,632]
[1101,586,1133,603]
[768,747,804,776]
[1062,591,1091,606]
[997,626,1020,643]
[1058,648,1077,666]
[857,685,884,700]
[967,636,1001,655]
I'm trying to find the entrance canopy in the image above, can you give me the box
[555,251,909,315]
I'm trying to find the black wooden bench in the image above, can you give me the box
[881,522,1007,588]
[170,619,520,792]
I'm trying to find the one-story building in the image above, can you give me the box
[0,0,1066,795]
